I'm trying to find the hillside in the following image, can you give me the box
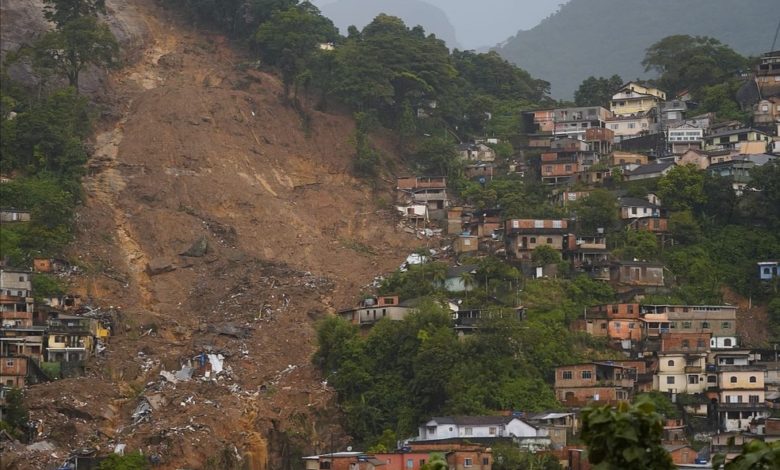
[494,0,779,98]
[317,0,459,48]
[1,1,420,468]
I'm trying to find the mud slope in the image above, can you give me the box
[5,1,418,468]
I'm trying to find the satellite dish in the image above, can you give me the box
[347,446,352,452]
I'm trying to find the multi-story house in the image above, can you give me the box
[712,365,769,432]
[654,332,711,394]
[640,304,737,341]
[610,82,666,117]
[667,122,704,155]
[754,50,780,98]
[703,128,770,152]
[585,127,614,156]
[753,97,780,128]
[0,355,28,388]
[45,314,94,363]
[504,219,571,260]
[0,269,34,314]
[576,303,642,344]
[417,416,543,441]
[555,361,650,406]
[605,111,658,141]
[568,233,609,276]
[550,106,612,140]
[396,176,449,216]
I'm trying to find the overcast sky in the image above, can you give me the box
[314,0,566,49]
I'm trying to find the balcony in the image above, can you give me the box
[717,402,767,411]
[685,366,704,373]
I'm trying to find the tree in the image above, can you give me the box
[668,210,701,245]
[571,189,618,233]
[642,35,746,95]
[420,454,448,470]
[616,229,658,261]
[744,160,780,229]
[574,75,623,107]
[43,0,106,27]
[657,164,705,212]
[2,388,29,432]
[581,397,675,470]
[493,442,562,470]
[29,15,119,92]
[532,245,562,266]
[712,439,780,469]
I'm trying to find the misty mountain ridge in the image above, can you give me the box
[317,0,459,48]
[494,0,779,99]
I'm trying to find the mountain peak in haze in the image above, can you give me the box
[494,0,779,99]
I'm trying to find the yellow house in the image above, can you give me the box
[610,82,666,117]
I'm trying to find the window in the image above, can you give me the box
[18,276,25,282]
[420,460,426,467]
[682,340,690,348]
[667,376,675,384]
[552,220,563,228]
[320,461,332,469]
[631,207,637,214]
[464,427,473,436]
[749,395,760,403]
[530,237,536,244]
[489,427,497,435]
[483,458,490,465]
[565,164,572,172]
[668,360,675,367]
[724,338,733,347]
[464,458,473,468]
[5,360,13,367]
[697,339,705,348]
[534,220,544,228]
[629,322,635,329]
[406,459,414,469]
[546,237,553,244]
[615,322,621,330]
[682,321,692,329]
[628,123,636,129]
[730,376,738,383]
[581,370,592,379]
[702,321,710,329]
[722,322,732,329]
[688,375,699,384]
[750,376,757,383]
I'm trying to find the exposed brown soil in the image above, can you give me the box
[3,1,420,468]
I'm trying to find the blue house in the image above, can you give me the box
[758,261,779,281]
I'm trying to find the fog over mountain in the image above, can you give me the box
[494,0,779,99]
[314,0,561,50]
[315,0,460,48]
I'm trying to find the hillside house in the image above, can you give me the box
[753,97,780,126]
[640,304,737,339]
[609,261,665,287]
[523,109,555,134]
[0,270,33,314]
[758,261,779,280]
[453,235,479,254]
[0,355,28,388]
[585,127,614,156]
[46,314,94,363]
[540,152,580,185]
[555,361,648,406]
[458,143,496,162]
[623,161,674,181]
[610,82,666,117]
[606,111,658,141]
[755,50,780,98]
[664,445,698,466]
[611,151,648,167]
[303,452,386,470]
[504,219,570,260]
[0,209,31,223]
[417,416,542,441]
[628,217,668,233]
[618,197,661,220]
[659,100,688,126]
[396,176,449,215]
[338,296,411,326]
[654,332,711,394]
[714,365,769,432]
[574,303,642,343]
[568,234,609,274]
[667,122,703,155]
[550,106,612,140]
[703,128,770,152]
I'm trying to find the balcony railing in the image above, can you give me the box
[717,402,767,411]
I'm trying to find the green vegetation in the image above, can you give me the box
[581,397,675,470]
[0,388,29,440]
[315,273,619,446]
[712,440,780,469]
[0,0,113,265]
[97,452,150,470]
[492,442,562,470]
[574,75,623,107]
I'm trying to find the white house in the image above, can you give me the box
[417,416,545,441]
